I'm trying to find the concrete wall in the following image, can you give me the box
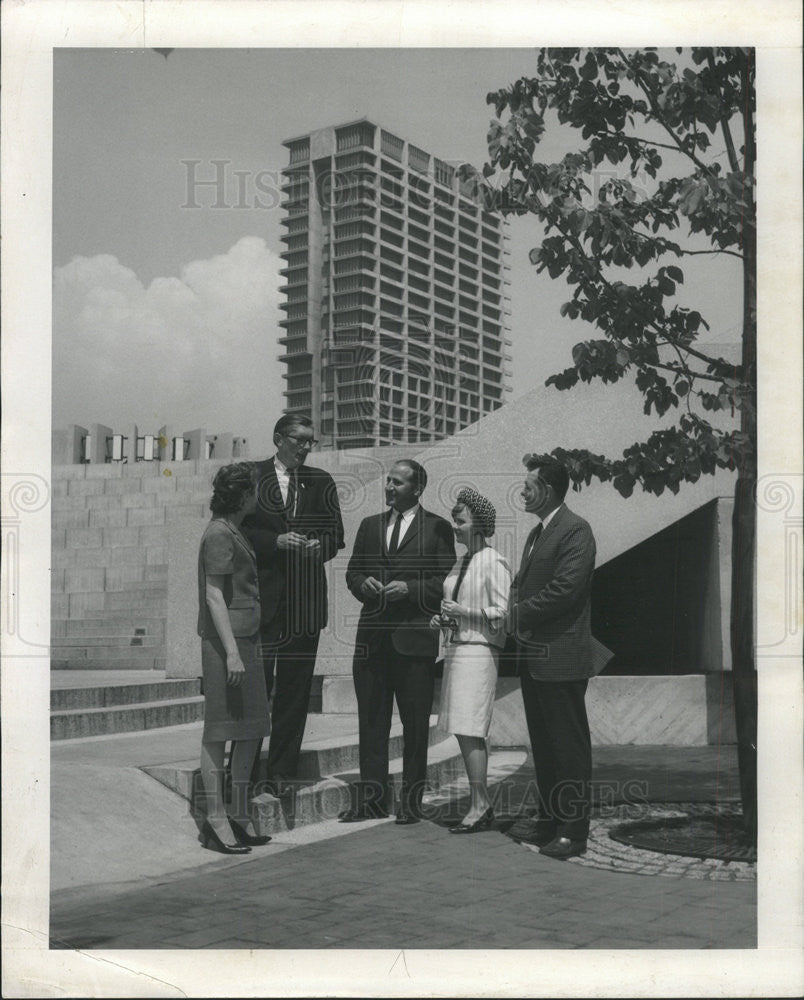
[488,674,737,748]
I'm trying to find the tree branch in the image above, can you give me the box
[627,226,744,261]
[598,128,682,153]
[650,359,724,383]
[617,49,717,177]
[707,51,741,173]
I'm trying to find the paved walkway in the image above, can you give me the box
[50,738,755,950]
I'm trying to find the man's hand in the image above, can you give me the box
[383,580,409,603]
[277,531,308,552]
[360,576,384,598]
[304,538,321,558]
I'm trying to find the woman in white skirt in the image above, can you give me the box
[432,488,511,833]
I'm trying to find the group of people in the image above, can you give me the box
[196,413,612,860]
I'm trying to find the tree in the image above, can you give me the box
[481,48,756,843]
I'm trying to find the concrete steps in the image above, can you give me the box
[251,734,463,834]
[142,715,464,836]
[52,653,167,671]
[51,677,201,710]
[51,672,202,738]
[52,696,205,740]
[49,671,323,737]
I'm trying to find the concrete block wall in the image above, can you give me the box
[53,453,391,673]
[51,459,214,670]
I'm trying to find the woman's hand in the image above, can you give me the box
[226,650,247,686]
[441,599,469,618]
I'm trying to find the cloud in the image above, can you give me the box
[53,237,283,455]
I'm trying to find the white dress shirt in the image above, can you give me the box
[540,505,561,530]
[385,504,419,549]
[525,504,562,558]
[273,456,297,514]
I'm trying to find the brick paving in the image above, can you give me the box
[51,747,756,951]
[51,740,757,949]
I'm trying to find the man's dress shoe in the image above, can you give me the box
[507,817,555,846]
[539,836,587,860]
[394,813,420,825]
[339,807,388,823]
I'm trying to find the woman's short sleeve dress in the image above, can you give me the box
[198,519,269,744]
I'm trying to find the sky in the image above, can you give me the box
[53,48,743,457]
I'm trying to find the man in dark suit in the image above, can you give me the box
[343,459,455,824]
[507,457,612,859]
[241,414,344,796]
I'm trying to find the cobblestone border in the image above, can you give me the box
[520,803,757,882]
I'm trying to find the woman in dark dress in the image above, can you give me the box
[197,463,271,854]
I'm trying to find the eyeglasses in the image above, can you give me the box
[284,433,318,449]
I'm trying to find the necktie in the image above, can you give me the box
[388,512,402,554]
[285,470,298,518]
[451,553,473,601]
[525,522,543,560]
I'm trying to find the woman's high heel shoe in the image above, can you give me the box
[228,817,272,846]
[201,819,252,855]
[448,806,495,834]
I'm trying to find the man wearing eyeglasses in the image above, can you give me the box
[241,414,345,797]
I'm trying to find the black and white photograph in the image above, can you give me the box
[2,1,802,996]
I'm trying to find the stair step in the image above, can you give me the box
[51,678,201,710]
[250,736,463,834]
[142,717,447,802]
[67,603,168,619]
[51,635,162,649]
[50,695,205,740]
[52,656,167,671]
[50,642,165,660]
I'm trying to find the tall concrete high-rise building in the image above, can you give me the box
[278,119,512,450]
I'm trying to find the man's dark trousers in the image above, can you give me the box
[353,632,435,816]
[257,605,320,787]
[520,670,591,841]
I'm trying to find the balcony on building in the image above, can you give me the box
[381,128,405,162]
[334,149,377,173]
[284,136,310,165]
[280,219,310,242]
[334,272,377,295]
[335,120,377,153]
[408,204,430,229]
[333,255,376,278]
[334,236,376,259]
[330,323,376,350]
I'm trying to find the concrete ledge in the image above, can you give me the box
[51,696,205,739]
[250,735,464,834]
[51,678,201,710]
[52,655,167,671]
[488,674,736,748]
[142,715,447,801]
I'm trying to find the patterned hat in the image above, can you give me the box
[454,487,496,537]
